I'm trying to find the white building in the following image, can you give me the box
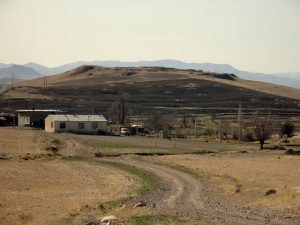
[45,114,107,134]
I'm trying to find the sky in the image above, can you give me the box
[0,0,299,73]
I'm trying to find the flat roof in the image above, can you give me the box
[16,109,63,112]
[47,114,107,122]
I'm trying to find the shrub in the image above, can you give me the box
[243,131,254,142]
[285,149,300,155]
[94,151,104,158]
[280,121,295,138]
[232,132,239,140]
[204,128,215,136]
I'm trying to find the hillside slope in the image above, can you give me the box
[1,66,300,115]
[20,65,300,101]
[17,60,300,88]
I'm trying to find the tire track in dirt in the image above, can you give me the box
[110,157,205,215]
[52,136,300,224]
[110,156,300,225]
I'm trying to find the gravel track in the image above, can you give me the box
[111,156,300,225]
[56,136,300,224]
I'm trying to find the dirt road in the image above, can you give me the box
[51,134,300,224]
[112,157,205,214]
[111,156,300,225]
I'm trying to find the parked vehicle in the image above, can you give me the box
[120,127,130,136]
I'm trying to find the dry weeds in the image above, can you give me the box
[149,154,300,210]
[0,128,140,225]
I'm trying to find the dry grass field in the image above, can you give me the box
[0,128,46,157]
[1,127,300,224]
[66,132,300,214]
[148,153,300,210]
[0,128,140,225]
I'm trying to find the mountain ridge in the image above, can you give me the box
[0,64,41,79]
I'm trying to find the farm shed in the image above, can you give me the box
[45,114,107,134]
[17,109,62,128]
[0,113,16,126]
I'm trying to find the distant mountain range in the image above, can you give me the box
[0,60,299,89]
[0,64,41,84]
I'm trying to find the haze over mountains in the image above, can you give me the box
[0,60,299,88]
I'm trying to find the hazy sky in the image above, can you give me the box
[0,0,299,73]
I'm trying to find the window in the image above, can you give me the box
[78,122,84,129]
[60,122,66,129]
[51,122,53,128]
[92,122,98,129]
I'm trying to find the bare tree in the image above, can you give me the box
[146,112,176,135]
[146,111,164,131]
[108,95,127,125]
[163,116,175,134]
[252,111,272,150]
[181,116,188,128]
[218,120,229,140]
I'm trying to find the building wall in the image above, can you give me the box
[45,117,107,133]
[18,113,30,126]
[18,112,56,127]
[45,117,55,132]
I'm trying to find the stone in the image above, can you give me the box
[86,222,99,225]
[99,215,117,225]
[133,201,147,208]
[265,189,277,196]
[69,212,79,217]
[233,188,241,194]
[96,203,105,211]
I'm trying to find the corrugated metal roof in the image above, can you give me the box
[47,114,107,122]
[16,109,63,112]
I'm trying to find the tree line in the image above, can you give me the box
[106,97,296,150]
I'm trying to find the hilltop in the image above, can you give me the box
[1,60,300,89]
[1,66,300,116]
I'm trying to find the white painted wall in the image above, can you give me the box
[45,117,107,133]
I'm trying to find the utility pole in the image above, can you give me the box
[238,102,243,140]
[44,76,47,88]
[13,114,15,129]
[194,115,197,137]
[136,108,139,135]
[218,120,222,142]
[11,73,14,89]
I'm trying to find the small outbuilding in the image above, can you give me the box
[0,113,16,126]
[17,109,63,128]
[45,114,107,134]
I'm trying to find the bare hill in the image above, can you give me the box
[2,66,300,115]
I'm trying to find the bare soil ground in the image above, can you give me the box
[0,160,137,225]
[75,133,300,224]
[147,154,300,210]
[1,129,300,224]
[110,156,300,225]
[0,128,139,225]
